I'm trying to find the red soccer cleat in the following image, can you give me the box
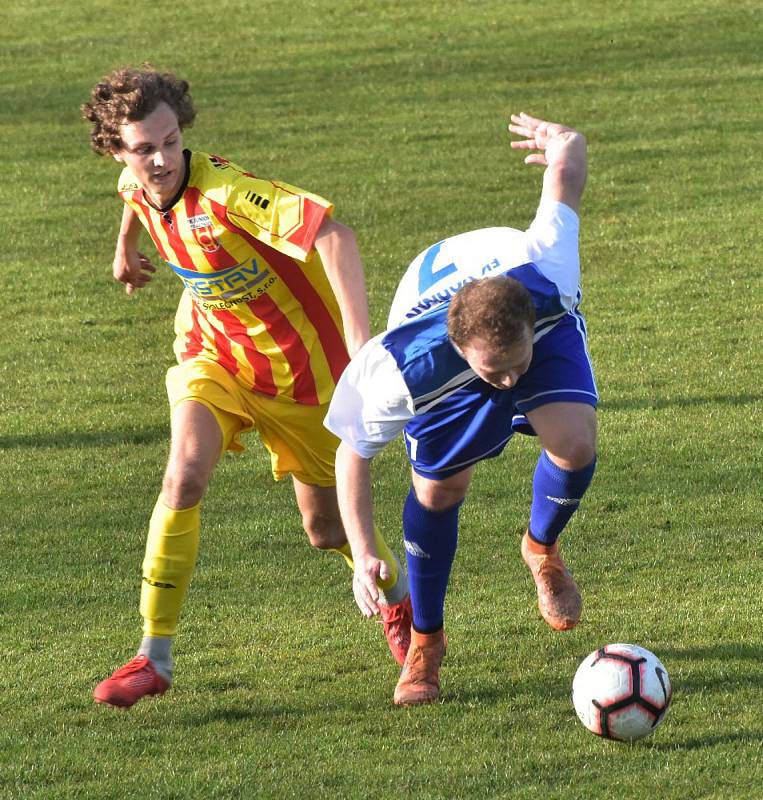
[93,655,170,708]
[380,595,413,666]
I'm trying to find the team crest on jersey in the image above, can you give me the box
[192,226,220,251]
[188,214,220,252]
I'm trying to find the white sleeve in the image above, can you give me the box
[324,332,414,458]
[525,199,581,310]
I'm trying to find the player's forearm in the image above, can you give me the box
[541,132,588,212]
[116,204,142,251]
[335,441,377,560]
[316,219,371,356]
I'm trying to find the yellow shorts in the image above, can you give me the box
[165,359,339,486]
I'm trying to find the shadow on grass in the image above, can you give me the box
[657,643,763,693]
[443,684,516,707]
[443,669,570,707]
[599,393,759,411]
[659,643,763,661]
[652,730,763,752]
[177,698,373,727]
[0,426,168,450]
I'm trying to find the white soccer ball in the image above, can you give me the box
[572,643,672,742]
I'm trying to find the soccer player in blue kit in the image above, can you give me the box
[324,113,598,705]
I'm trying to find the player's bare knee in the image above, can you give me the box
[161,466,207,508]
[547,439,596,472]
[413,483,466,513]
[302,511,345,550]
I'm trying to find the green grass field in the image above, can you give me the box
[1,1,761,797]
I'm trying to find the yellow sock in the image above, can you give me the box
[333,526,400,592]
[372,527,400,592]
[140,499,200,637]
[333,542,355,571]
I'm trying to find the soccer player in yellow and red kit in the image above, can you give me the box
[83,66,411,708]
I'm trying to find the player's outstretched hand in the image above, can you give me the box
[508,112,584,167]
[113,248,156,295]
[352,555,391,618]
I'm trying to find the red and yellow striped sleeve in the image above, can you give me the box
[225,174,333,261]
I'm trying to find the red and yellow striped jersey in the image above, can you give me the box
[118,151,349,405]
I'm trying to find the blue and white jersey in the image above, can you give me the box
[387,199,580,329]
[325,199,585,458]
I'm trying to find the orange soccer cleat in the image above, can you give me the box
[393,627,446,707]
[521,531,582,631]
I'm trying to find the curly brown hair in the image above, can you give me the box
[447,276,535,350]
[82,65,196,155]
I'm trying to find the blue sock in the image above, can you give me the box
[402,486,461,633]
[529,451,597,545]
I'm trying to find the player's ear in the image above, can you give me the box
[111,149,125,163]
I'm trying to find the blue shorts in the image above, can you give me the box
[403,312,598,479]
